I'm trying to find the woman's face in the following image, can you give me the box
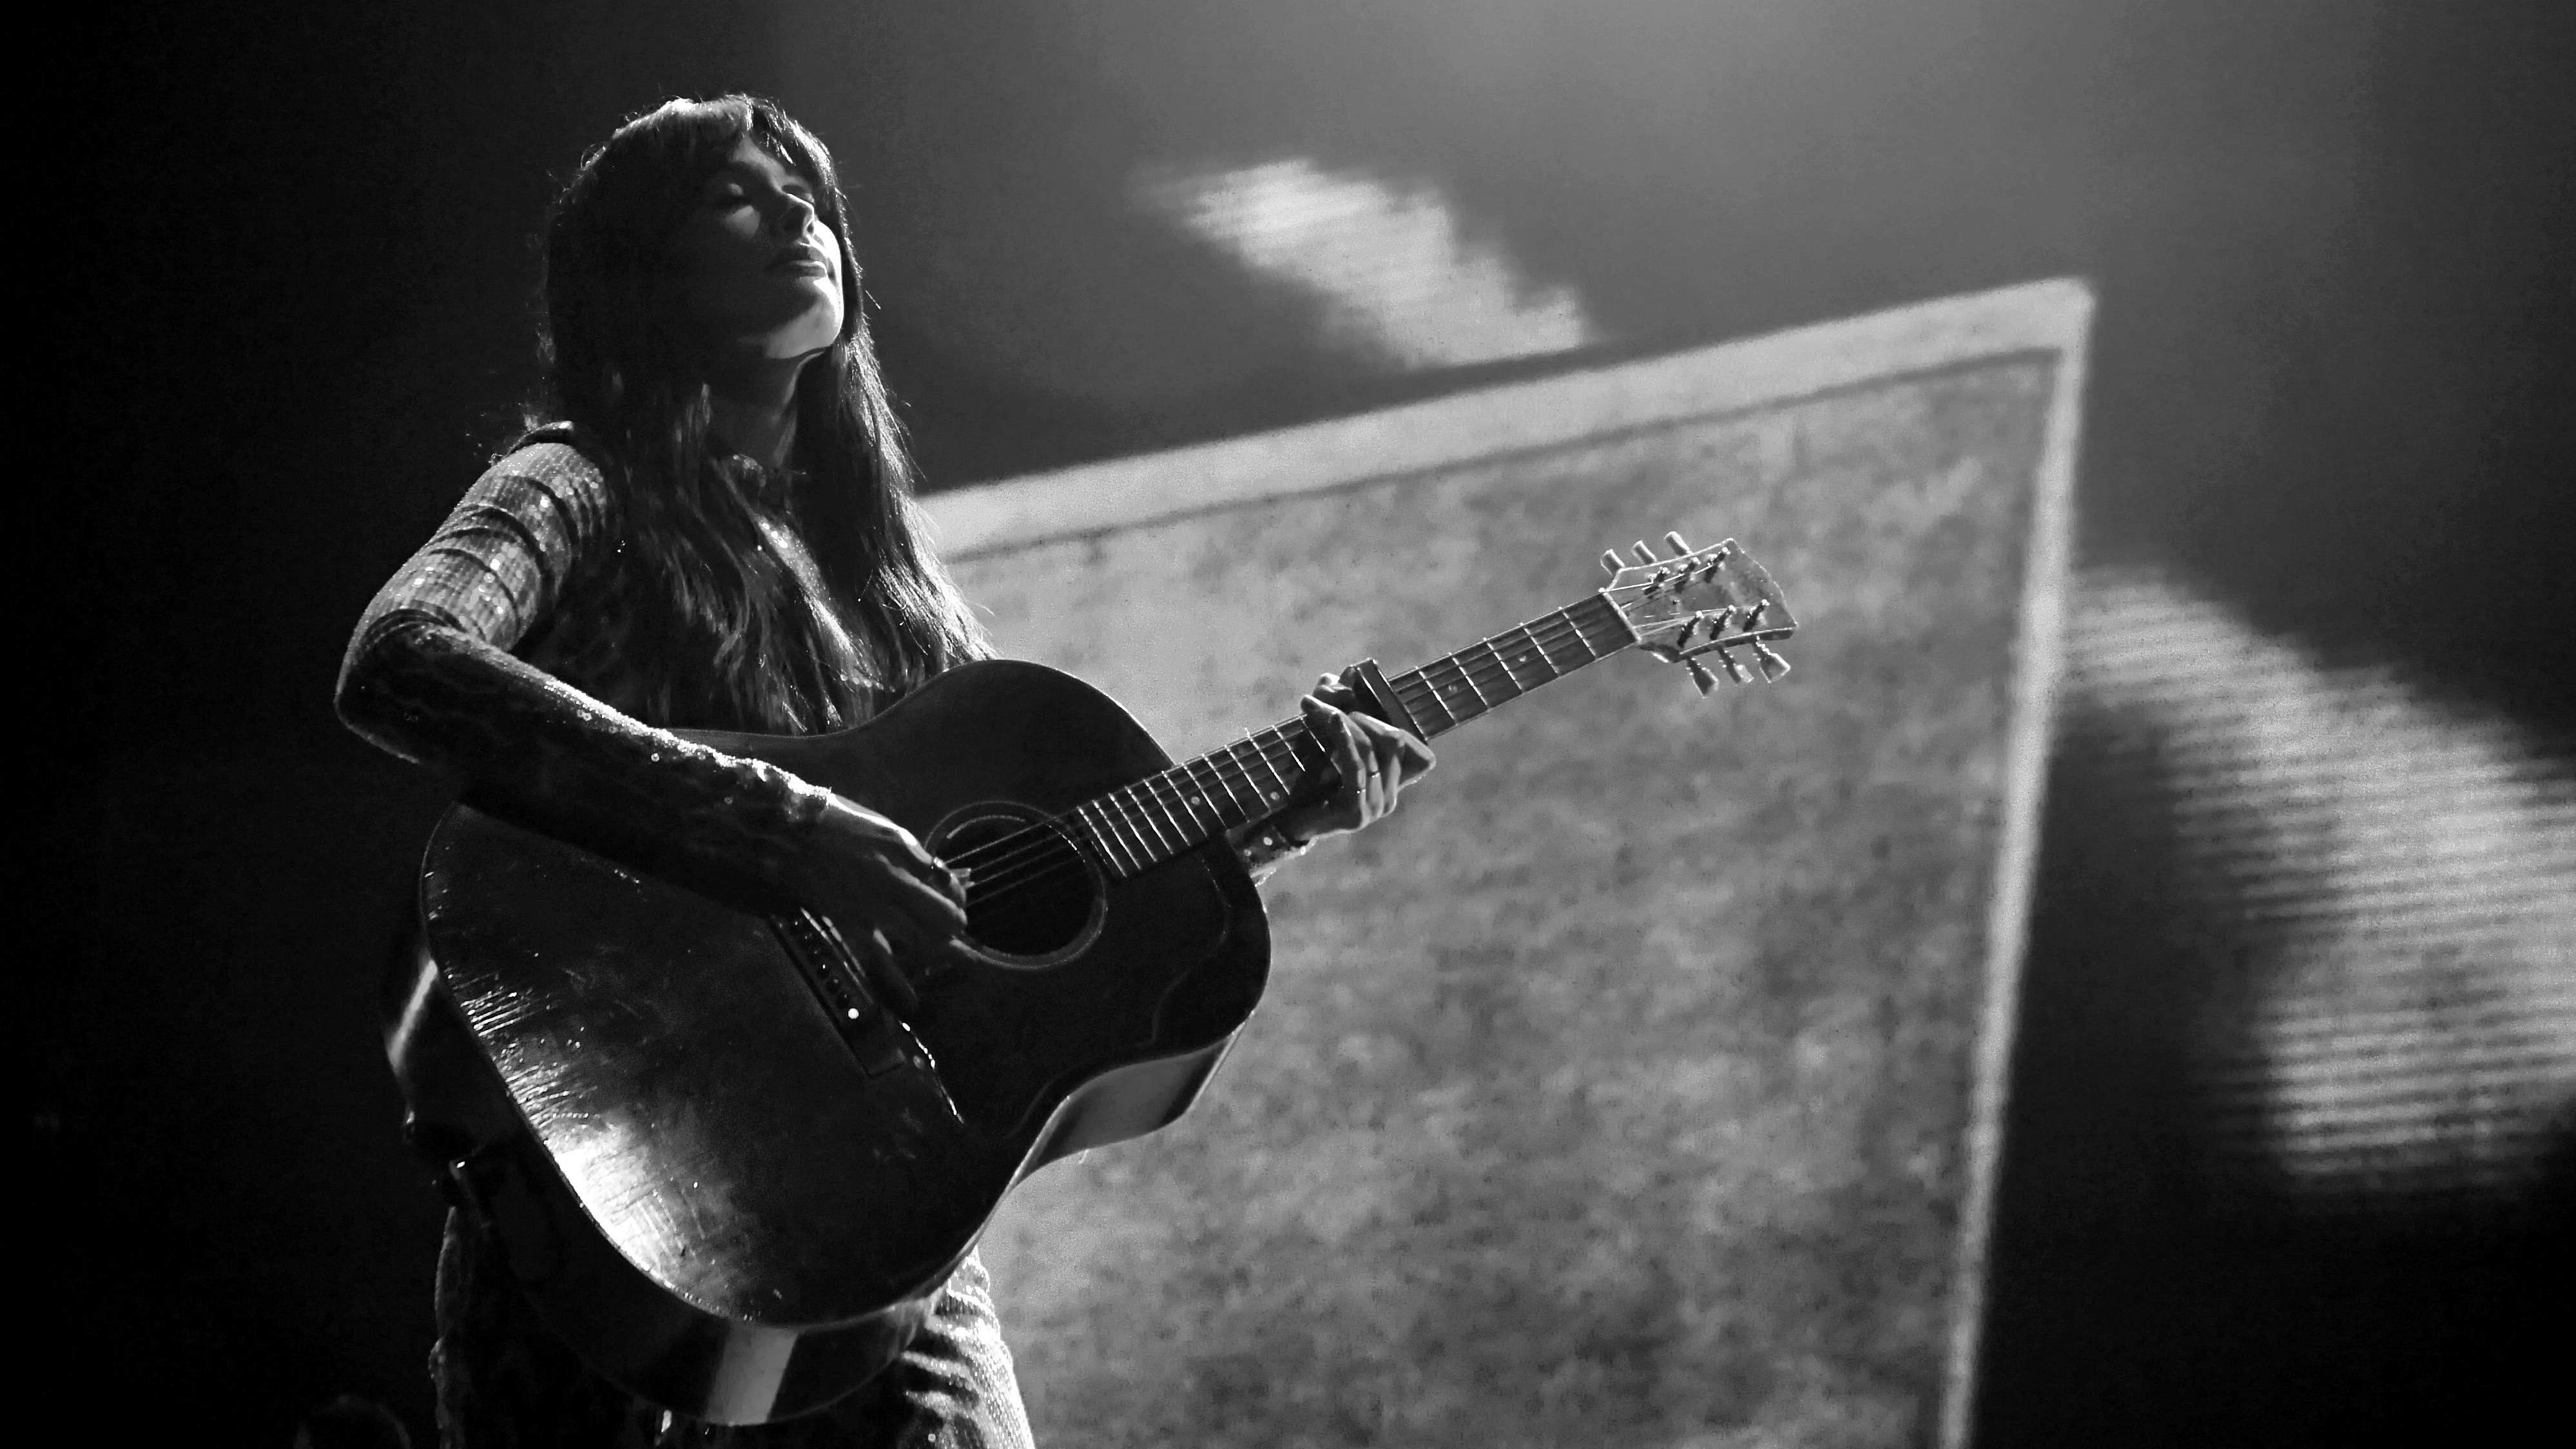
[664,137,846,367]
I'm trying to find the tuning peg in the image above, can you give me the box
[1671,616,1701,649]
[1713,648,1750,685]
[1600,550,1623,577]
[1631,541,1658,565]
[1750,641,1791,681]
[1665,530,1691,557]
[1684,658,1718,695]
[1741,599,1768,628]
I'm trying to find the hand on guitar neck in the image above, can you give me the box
[1273,672,1439,845]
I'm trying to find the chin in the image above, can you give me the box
[794,310,845,351]
[747,299,842,358]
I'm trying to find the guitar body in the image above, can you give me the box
[387,659,1270,1424]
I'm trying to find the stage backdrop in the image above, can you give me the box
[928,280,2090,1449]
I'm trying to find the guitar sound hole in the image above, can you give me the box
[941,810,1103,962]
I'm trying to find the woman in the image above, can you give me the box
[336,95,1433,1448]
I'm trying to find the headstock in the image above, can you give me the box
[1600,532,1796,694]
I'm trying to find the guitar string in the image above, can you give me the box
[954,714,1441,900]
[942,605,1611,891]
[947,596,1792,902]
[942,603,1634,901]
[951,578,1793,900]
[944,605,1623,904]
[1026,610,1810,899]
[941,639,1515,880]
[942,594,1690,904]
[941,723,1312,902]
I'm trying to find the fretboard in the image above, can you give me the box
[1060,594,1636,879]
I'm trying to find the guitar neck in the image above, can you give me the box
[1059,594,1636,879]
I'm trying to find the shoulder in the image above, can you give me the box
[466,426,619,543]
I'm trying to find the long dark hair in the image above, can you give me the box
[530,94,985,732]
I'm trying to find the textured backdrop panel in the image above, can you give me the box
[929,282,2088,1449]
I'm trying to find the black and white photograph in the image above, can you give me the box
[42,5,2571,1446]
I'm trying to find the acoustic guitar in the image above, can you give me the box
[385,531,1794,1424]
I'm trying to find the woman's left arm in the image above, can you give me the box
[1230,674,1437,880]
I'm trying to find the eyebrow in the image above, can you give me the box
[710,161,818,197]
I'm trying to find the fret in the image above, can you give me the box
[1380,597,1637,746]
[1399,675,1457,734]
[1204,748,1257,820]
[1149,772,1207,846]
[1556,610,1600,659]
[1510,630,1542,681]
[1114,791,1167,868]
[1445,656,1491,714]
[1293,719,1337,777]
[1183,763,1226,833]
[1197,746,1234,819]
[1103,806,1147,877]
[1243,737,1288,809]
[1515,623,1558,681]
[1163,762,1218,837]
[1284,723,1325,788]
[1248,729,1297,800]
[1152,790,1197,857]
[1071,803,1125,876]
[1069,801,1107,873]
[1135,770,1179,844]
[1091,797,1148,875]
[1572,596,1636,652]
[1195,752,1252,828]
[1121,785,1180,862]
[1250,738,1289,807]
[1520,620,1564,676]
[1549,611,1585,661]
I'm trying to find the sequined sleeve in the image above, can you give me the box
[335,441,833,903]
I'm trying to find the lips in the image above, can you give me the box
[770,246,831,276]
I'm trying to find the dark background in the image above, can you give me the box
[46,3,2570,1444]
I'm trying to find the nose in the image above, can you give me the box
[774,192,820,242]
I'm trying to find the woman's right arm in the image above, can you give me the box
[336,442,965,955]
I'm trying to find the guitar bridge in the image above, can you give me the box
[768,909,945,1088]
